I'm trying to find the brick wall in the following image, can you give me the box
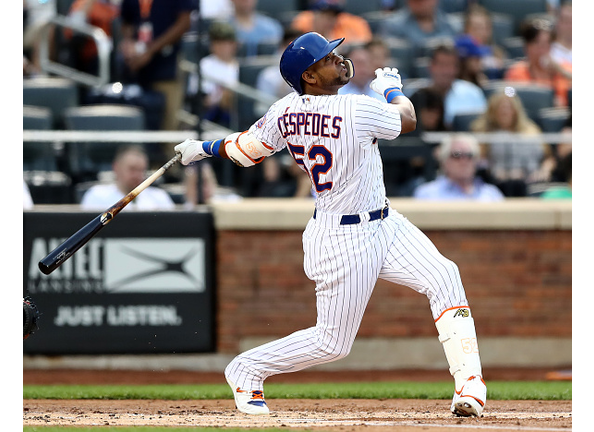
[216,229,571,353]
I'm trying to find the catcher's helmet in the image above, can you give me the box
[280,32,352,95]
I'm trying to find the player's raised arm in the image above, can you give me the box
[174,131,275,167]
[370,67,417,134]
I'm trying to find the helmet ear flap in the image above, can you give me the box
[344,58,355,79]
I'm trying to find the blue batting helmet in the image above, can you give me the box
[280,32,349,95]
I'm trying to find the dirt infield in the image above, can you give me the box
[23,368,572,431]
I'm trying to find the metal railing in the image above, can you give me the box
[38,14,112,87]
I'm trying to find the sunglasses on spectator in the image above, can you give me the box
[449,151,475,160]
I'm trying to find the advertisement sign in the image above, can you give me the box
[23,211,215,354]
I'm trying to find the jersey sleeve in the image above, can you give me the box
[248,101,286,153]
[353,95,402,147]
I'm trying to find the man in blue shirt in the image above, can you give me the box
[379,0,459,58]
[228,0,283,57]
[414,133,505,201]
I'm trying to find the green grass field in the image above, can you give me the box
[23,380,571,401]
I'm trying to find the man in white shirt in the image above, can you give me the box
[80,145,175,211]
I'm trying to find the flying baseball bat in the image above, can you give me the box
[38,153,181,275]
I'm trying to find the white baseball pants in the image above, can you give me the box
[225,209,469,390]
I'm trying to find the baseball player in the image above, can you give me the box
[175,32,487,417]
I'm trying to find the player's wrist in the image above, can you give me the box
[202,139,224,158]
[384,87,405,103]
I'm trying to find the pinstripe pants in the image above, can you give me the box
[225,208,468,390]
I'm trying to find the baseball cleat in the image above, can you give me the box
[451,375,486,417]
[226,377,270,415]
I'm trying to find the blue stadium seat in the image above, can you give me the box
[483,81,555,123]
[451,111,482,132]
[64,104,146,179]
[501,37,525,59]
[23,77,79,129]
[256,0,299,17]
[237,55,279,131]
[537,107,570,133]
[478,0,547,34]
[343,0,385,15]
[23,105,59,172]
[438,0,469,14]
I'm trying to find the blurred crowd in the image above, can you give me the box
[23,0,572,208]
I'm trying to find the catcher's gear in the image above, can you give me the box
[23,296,40,340]
[280,32,353,95]
[174,139,211,165]
[370,67,403,98]
[224,131,275,167]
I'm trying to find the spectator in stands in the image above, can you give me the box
[504,17,571,107]
[291,0,373,45]
[550,1,572,67]
[379,0,458,58]
[470,89,550,197]
[455,35,489,89]
[67,0,120,76]
[23,0,57,76]
[80,145,175,210]
[540,151,571,199]
[408,86,447,135]
[413,133,505,201]
[338,44,384,101]
[457,4,506,80]
[256,154,314,198]
[366,37,394,71]
[183,162,242,205]
[117,0,193,131]
[227,0,283,57]
[189,21,240,128]
[412,43,487,130]
[255,27,303,116]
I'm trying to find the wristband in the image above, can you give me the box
[384,87,404,103]
[202,139,224,158]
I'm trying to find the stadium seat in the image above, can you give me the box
[412,57,431,79]
[361,11,388,34]
[438,0,469,14]
[483,81,555,123]
[237,55,279,130]
[378,136,438,197]
[451,111,482,132]
[402,78,431,98]
[64,104,146,180]
[490,13,515,46]
[23,105,59,172]
[478,0,548,33]
[501,37,525,59]
[342,0,385,15]
[256,0,299,17]
[537,107,570,133]
[383,37,414,80]
[23,77,79,129]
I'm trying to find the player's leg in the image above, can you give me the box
[378,212,486,416]
[225,220,385,413]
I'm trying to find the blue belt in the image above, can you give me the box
[313,205,390,225]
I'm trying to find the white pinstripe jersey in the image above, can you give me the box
[249,92,402,214]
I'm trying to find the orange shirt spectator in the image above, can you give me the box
[503,18,571,107]
[291,0,372,45]
[67,0,119,68]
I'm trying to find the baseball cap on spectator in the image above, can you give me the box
[454,35,489,59]
[209,21,236,41]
